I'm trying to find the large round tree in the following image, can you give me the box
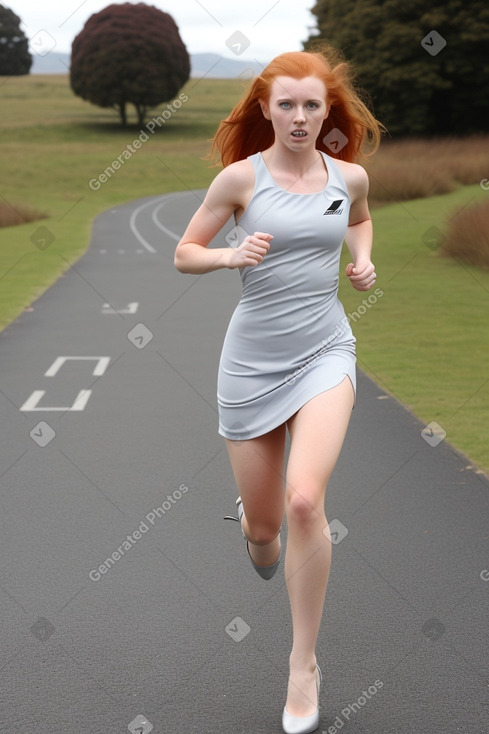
[0,5,32,75]
[70,2,190,127]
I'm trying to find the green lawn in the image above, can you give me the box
[1,75,488,473]
[339,185,489,473]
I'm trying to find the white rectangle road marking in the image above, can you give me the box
[101,302,139,314]
[44,356,111,377]
[20,356,111,412]
[20,389,92,412]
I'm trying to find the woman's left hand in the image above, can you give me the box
[345,260,377,291]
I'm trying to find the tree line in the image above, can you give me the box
[304,0,489,136]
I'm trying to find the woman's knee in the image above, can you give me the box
[285,487,325,528]
[245,518,282,545]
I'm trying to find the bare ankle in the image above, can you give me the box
[289,653,317,673]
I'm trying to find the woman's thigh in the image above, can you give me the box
[285,377,354,510]
[225,422,287,528]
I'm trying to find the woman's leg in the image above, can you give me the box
[225,423,286,567]
[284,377,354,717]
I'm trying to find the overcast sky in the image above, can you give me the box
[10,0,316,64]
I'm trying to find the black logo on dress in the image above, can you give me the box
[323,199,344,215]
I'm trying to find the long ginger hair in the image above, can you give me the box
[210,46,384,166]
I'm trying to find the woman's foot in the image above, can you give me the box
[247,534,281,567]
[224,497,281,579]
[285,660,320,718]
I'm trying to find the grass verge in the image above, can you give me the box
[339,184,489,474]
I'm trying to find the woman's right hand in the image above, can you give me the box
[228,231,273,268]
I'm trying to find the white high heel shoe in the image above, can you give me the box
[282,665,322,734]
[224,497,281,580]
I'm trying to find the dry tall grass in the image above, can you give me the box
[441,198,489,270]
[0,201,46,227]
[365,136,489,206]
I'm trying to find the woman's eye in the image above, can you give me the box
[277,101,320,110]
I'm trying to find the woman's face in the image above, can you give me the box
[260,75,329,152]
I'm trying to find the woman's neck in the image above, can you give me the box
[262,142,322,178]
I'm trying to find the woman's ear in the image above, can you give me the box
[259,98,271,120]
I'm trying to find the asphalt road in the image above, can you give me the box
[1,191,488,734]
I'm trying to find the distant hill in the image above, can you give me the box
[30,51,71,74]
[189,53,264,78]
[30,51,264,78]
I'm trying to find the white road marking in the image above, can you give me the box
[152,199,182,242]
[129,196,184,254]
[129,199,160,254]
[20,389,92,412]
[45,356,111,377]
[102,302,139,314]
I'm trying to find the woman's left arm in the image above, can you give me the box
[343,164,377,292]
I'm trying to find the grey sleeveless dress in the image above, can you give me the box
[217,151,356,440]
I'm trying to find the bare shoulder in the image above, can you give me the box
[178,158,255,248]
[334,159,369,201]
[207,158,255,207]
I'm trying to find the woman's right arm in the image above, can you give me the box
[174,162,273,274]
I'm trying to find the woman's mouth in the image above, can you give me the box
[291,130,307,138]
